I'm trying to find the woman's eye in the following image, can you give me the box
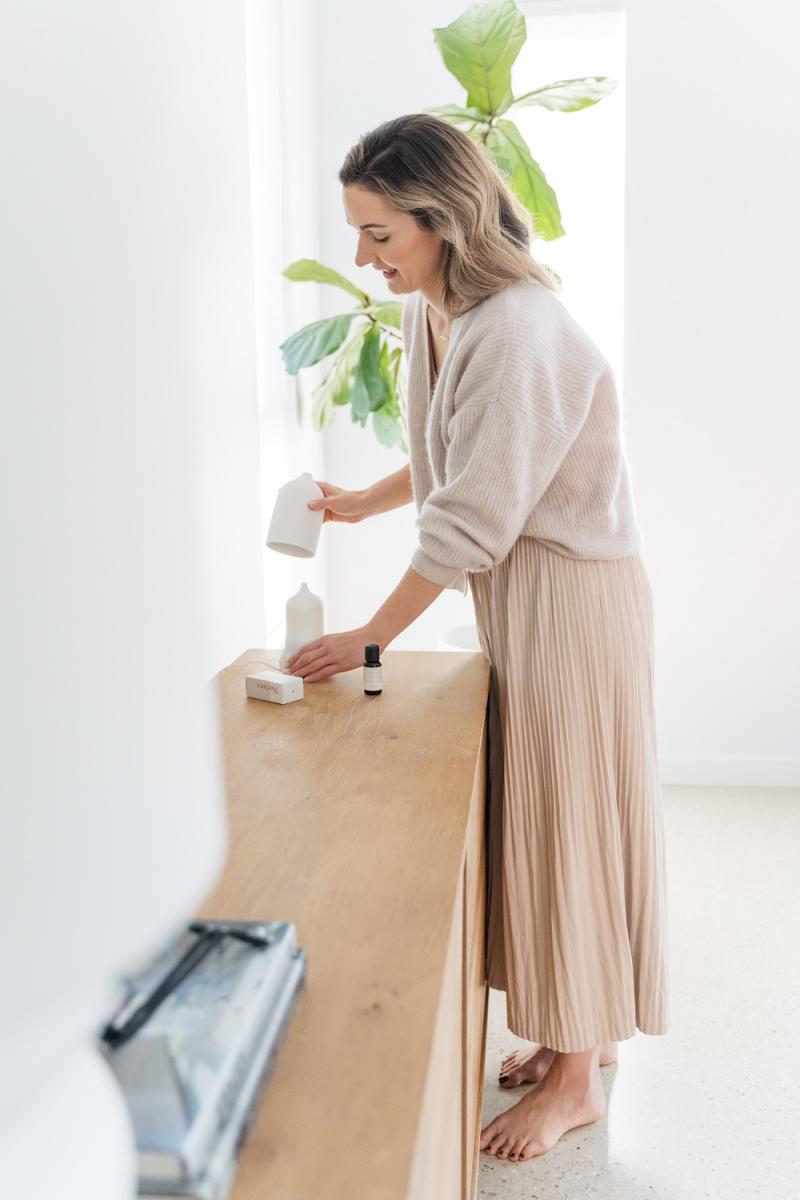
[374,236,389,243]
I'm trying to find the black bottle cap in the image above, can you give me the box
[365,644,380,664]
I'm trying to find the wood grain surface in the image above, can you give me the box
[197,647,491,1200]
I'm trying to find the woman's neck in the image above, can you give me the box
[426,302,452,341]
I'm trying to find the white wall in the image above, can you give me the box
[304,0,799,784]
[1,2,266,1192]
[624,0,800,783]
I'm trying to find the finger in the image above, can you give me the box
[298,656,336,681]
[304,663,336,682]
[307,482,331,509]
[287,640,324,669]
[291,651,330,677]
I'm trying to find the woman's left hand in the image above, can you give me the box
[284,627,372,682]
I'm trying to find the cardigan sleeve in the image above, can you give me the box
[410,318,598,586]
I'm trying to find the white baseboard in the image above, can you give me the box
[658,756,800,789]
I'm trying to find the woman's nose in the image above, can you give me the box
[354,236,383,270]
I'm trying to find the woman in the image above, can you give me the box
[285,114,669,1164]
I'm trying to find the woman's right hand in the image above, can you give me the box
[307,481,372,524]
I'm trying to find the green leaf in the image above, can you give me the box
[310,322,369,430]
[423,102,492,127]
[349,324,389,420]
[282,258,368,304]
[486,119,564,240]
[510,76,618,114]
[365,300,403,329]
[378,340,400,412]
[382,341,409,452]
[372,404,405,449]
[432,0,526,117]
[279,313,359,375]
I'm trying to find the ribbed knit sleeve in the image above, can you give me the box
[410,313,598,586]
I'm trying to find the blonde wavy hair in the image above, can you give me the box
[338,112,560,318]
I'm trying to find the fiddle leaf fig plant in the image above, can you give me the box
[426,0,618,239]
[279,259,407,451]
[279,0,617,450]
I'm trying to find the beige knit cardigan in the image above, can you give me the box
[402,277,643,596]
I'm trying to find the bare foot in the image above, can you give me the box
[498,1044,555,1087]
[498,1040,617,1087]
[482,1049,606,1161]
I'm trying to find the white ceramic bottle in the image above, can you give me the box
[266,472,324,558]
[283,582,324,660]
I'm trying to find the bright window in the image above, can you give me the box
[517,3,626,392]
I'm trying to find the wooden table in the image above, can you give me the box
[198,648,491,1200]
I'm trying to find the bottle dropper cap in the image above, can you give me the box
[365,644,380,664]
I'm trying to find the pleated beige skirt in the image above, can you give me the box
[468,536,670,1053]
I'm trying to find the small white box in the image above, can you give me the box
[245,668,304,705]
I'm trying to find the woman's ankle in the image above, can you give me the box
[549,1047,598,1085]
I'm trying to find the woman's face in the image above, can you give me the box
[343,183,444,296]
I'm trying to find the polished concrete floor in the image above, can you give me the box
[478,786,800,1199]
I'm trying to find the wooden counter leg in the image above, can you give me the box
[407,712,489,1200]
[462,717,489,1199]
[407,883,464,1200]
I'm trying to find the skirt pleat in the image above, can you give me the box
[468,536,670,1052]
